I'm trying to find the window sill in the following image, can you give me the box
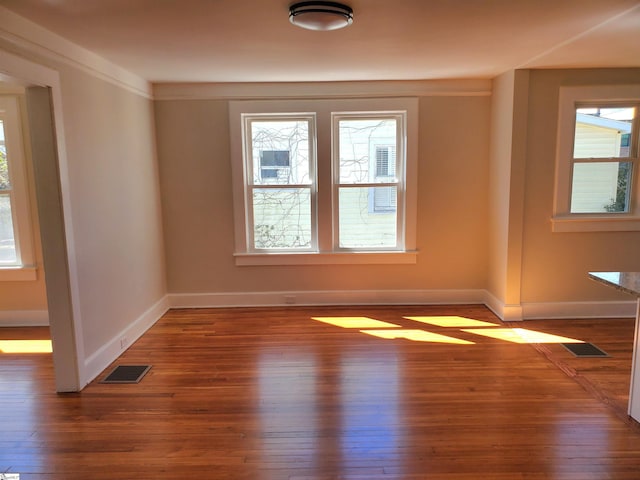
[551,215,640,232]
[234,251,418,266]
[0,266,38,281]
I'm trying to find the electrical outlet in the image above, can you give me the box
[284,295,296,305]
[119,337,128,349]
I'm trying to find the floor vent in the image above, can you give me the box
[562,343,609,358]
[101,365,152,384]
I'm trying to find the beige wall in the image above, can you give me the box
[0,40,166,368]
[521,68,640,303]
[155,95,491,295]
[58,67,166,356]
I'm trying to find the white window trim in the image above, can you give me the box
[0,94,36,281]
[552,85,640,233]
[229,98,418,265]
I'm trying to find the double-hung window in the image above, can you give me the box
[334,113,403,249]
[243,114,316,251]
[553,85,640,232]
[230,98,418,264]
[0,94,35,280]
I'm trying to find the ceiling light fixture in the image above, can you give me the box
[289,1,354,31]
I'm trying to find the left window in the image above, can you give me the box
[243,114,316,251]
[0,94,36,279]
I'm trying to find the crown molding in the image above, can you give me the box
[0,6,151,98]
[153,79,493,101]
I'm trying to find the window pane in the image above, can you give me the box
[250,120,310,185]
[252,188,311,249]
[339,187,396,248]
[574,107,635,159]
[0,195,17,264]
[0,120,9,191]
[338,119,397,184]
[570,162,632,213]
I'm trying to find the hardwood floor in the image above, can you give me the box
[2,305,640,479]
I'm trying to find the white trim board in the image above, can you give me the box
[0,309,48,326]
[82,295,170,387]
[521,300,636,320]
[153,79,493,101]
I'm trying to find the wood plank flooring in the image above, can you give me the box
[2,305,640,479]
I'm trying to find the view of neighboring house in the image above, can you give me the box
[571,108,633,213]
[249,116,401,250]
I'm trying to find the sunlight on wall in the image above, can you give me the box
[0,339,53,353]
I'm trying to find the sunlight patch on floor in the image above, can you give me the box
[360,329,475,344]
[462,328,584,344]
[312,317,401,329]
[404,316,498,328]
[310,315,587,346]
[0,339,53,353]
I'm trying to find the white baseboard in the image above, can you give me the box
[0,309,49,326]
[82,295,170,386]
[169,290,637,320]
[482,291,525,321]
[483,290,636,321]
[168,289,487,309]
[521,300,636,320]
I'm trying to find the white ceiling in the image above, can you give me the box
[1,0,639,83]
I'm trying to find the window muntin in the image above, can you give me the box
[333,114,405,250]
[243,114,316,251]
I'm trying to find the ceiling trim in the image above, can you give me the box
[0,6,152,99]
[153,79,493,101]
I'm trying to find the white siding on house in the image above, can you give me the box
[570,121,628,213]
[573,123,623,158]
[571,162,620,213]
[339,188,396,248]
[252,188,311,249]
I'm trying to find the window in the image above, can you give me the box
[243,115,315,250]
[334,114,402,248]
[0,94,36,279]
[230,98,418,264]
[553,85,640,232]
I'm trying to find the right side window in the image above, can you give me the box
[333,113,405,250]
[553,85,640,232]
[570,105,637,214]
